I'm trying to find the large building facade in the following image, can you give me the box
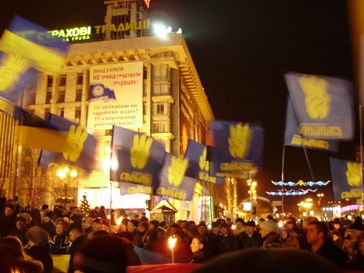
[15,0,218,221]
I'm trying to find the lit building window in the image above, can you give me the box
[47,75,53,88]
[75,107,81,121]
[58,90,65,103]
[59,108,64,117]
[46,90,52,104]
[76,88,82,102]
[77,73,83,85]
[152,120,169,133]
[59,75,66,86]
[156,104,165,115]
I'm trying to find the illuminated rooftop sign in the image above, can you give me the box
[49,26,92,42]
[94,20,150,34]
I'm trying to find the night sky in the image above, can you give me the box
[0,0,357,211]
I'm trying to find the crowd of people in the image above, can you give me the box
[1,197,364,273]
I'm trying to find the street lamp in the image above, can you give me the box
[247,178,258,217]
[56,166,78,208]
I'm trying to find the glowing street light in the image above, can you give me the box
[56,166,78,208]
[168,236,177,263]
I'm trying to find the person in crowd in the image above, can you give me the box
[353,234,364,270]
[332,218,345,237]
[133,222,148,248]
[190,235,210,263]
[238,220,261,249]
[0,236,44,273]
[9,216,28,245]
[25,226,53,273]
[0,203,17,237]
[351,216,364,231]
[40,214,55,238]
[67,223,87,273]
[69,207,82,226]
[233,218,245,236]
[40,205,49,219]
[51,221,70,254]
[143,220,161,252]
[197,222,218,256]
[279,227,299,249]
[259,219,280,249]
[218,222,239,253]
[99,205,108,224]
[71,236,128,273]
[307,220,347,268]
[82,217,94,234]
[191,249,343,273]
[123,219,138,242]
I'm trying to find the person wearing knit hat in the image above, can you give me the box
[259,220,280,249]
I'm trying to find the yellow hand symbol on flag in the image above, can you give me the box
[299,75,330,120]
[199,148,209,172]
[130,134,152,170]
[168,157,189,187]
[228,123,251,159]
[0,53,30,91]
[346,162,361,187]
[63,125,88,162]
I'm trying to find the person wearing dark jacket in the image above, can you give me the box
[0,203,17,237]
[51,221,70,254]
[218,223,239,253]
[9,216,28,246]
[190,235,210,263]
[25,226,53,273]
[259,220,280,249]
[307,221,347,268]
[238,220,261,249]
[67,223,87,273]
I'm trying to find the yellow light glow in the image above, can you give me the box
[63,166,70,174]
[70,169,78,178]
[116,216,123,226]
[168,236,177,249]
[56,169,66,179]
[252,181,257,187]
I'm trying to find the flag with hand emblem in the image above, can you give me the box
[285,72,354,140]
[38,114,97,172]
[209,120,264,178]
[329,157,363,200]
[111,125,166,188]
[0,15,67,103]
[156,154,197,200]
[184,139,224,184]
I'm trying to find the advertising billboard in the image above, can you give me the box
[87,62,143,130]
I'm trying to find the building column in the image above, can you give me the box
[81,69,88,127]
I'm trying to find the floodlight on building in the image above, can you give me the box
[152,22,172,39]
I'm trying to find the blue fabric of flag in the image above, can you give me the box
[284,97,338,152]
[285,72,354,140]
[329,157,362,200]
[156,154,196,201]
[111,126,166,188]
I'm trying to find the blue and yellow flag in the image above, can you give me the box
[38,114,97,172]
[119,182,153,195]
[284,97,339,152]
[285,72,354,140]
[329,157,363,200]
[111,126,166,188]
[156,154,197,201]
[0,16,68,102]
[184,140,224,184]
[209,120,264,178]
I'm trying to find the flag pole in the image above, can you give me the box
[281,145,286,215]
[303,147,315,181]
[359,105,364,209]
